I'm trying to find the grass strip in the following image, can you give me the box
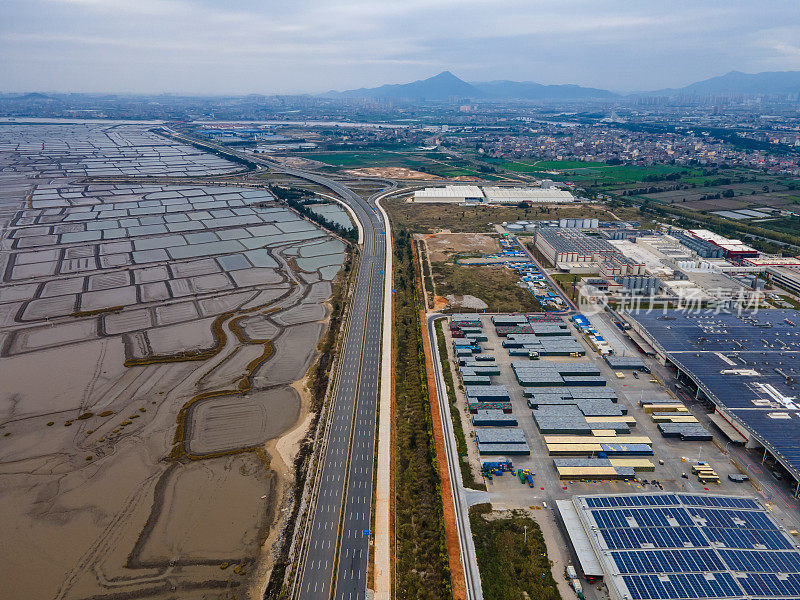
[394,227,452,600]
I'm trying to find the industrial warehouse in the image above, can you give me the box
[533,226,646,275]
[527,223,770,307]
[413,184,576,203]
[622,309,800,495]
[558,492,800,600]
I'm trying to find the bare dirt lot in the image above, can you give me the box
[423,232,500,263]
[344,166,441,180]
[430,263,542,313]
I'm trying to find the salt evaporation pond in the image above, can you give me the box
[309,202,354,230]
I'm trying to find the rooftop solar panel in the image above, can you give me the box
[720,549,800,574]
[625,310,800,480]
[612,548,725,574]
[738,573,800,598]
[575,493,800,599]
[623,572,742,600]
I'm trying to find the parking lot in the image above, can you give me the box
[442,313,800,535]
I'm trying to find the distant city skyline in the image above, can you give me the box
[1,0,799,95]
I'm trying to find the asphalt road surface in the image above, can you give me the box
[282,169,386,600]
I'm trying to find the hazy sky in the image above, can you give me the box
[2,0,799,95]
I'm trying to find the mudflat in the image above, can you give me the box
[0,123,346,599]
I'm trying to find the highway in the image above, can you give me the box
[426,313,484,600]
[279,169,387,600]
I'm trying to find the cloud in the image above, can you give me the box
[1,0,799,93]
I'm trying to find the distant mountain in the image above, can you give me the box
[0,92,61,105]
[472,80,618,100]
[332,71,482,101]
[21,92,53,100]
[331,71,616,102]
[329,69,800,102]
[648,70,800,97]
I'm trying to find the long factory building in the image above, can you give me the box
[413,184,575,204]
[534,227,645,275]
[622,309,800,494]
[558,492,800,600]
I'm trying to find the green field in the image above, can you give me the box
[302,150,499,179]
[499,159,691,181]
[551,273,586,302]
[393,228,452,599]
[758,215,800,236]
[470,504,562,600]
[500,159,605,171]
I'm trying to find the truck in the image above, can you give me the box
[566,565,577,579]
[691,463,714,475]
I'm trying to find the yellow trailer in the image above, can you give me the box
[585,416,637,425]
[543,435,652,445]
[591,429,617,437]
[698,474,720,484]
[692,464,716,475]
[651,415,699,423]
[556,466,620,480]
[548,443,606,455]
[642,404,689,414]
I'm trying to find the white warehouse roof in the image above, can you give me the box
[414,185,483,200]
[414,185,574,203]
[483,186,574,203]
[688,229,757,253]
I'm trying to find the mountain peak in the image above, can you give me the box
[430,70,460,80]
[335,70,479,101]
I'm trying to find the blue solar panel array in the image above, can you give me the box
[593,507,695,528]
[602,526,710,551]
[622,572,742,600]
[738,573,800,597]
[678,495,761,510]
[702,527,793,551]
[624,310,800,481]
[587,493,680,508]
[582,493,800,599]
[612,549,725,574]
[720,550,800,573]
